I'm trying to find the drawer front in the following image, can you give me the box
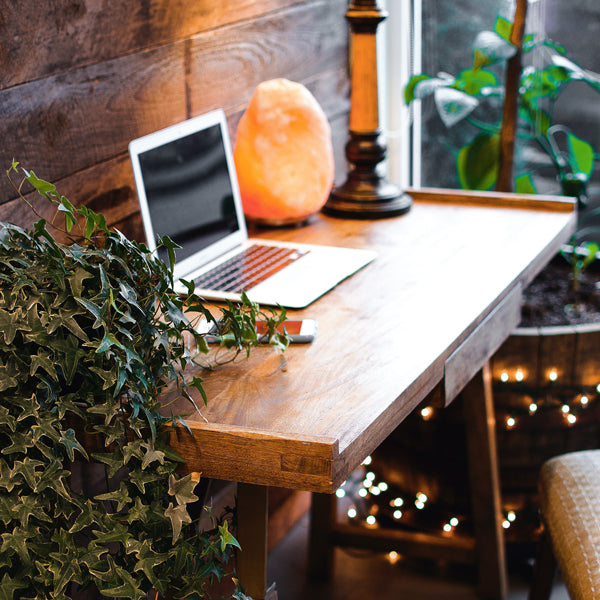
[444,285,522,405]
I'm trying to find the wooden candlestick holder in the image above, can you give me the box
[323,0,412,218]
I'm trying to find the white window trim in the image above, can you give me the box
[379,0,422,189]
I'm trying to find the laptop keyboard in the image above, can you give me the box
[194,244,309,293]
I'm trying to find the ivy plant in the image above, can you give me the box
[0,162,286,599]
[405,14,600,201]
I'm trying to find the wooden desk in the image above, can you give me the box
[166,189,575,600]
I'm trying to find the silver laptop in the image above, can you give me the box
[128,109,376,309]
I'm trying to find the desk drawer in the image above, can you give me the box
[444,285,522,405]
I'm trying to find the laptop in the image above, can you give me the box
[128,109,376,309]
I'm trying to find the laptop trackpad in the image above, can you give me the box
[247,246,376,309]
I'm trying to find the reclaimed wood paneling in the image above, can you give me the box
[0,74,349,238]
[0,0,350,228]
[0,0,302,89]
[0,45,187,201]
[187,0,348,116]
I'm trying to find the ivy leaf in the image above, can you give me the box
[1,526,32,565]
[48,546,83,594]
[0,573,29,600]
[69,499,101,534]
[132,539,169,592]
[75,296,108,329]
[23,169,57,198]
[59,428,88,462]
[158,235,180,275]
[128,470,161,495]
[91,451,125,478]
[0,308,30,344]
[34,459,73,500]
[29,350,59,381]
[125,496,153,525]
[167,473,200,506]
[92,522,132,547]
[95,481,132,512]
[96,332,125,355]
[99,565,147,600]
[0,459,16,492]
[87,397,119,425]
[141,443,165,470]
[218,520,241,552]
[11,458,43,489]
[164,502,192,544]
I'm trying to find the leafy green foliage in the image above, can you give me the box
[0,165,283,598]
[457,132,500,190]
[405,18,600,200]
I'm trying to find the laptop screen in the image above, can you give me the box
[137,122,239,265]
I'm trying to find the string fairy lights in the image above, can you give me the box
[333,365,600,547]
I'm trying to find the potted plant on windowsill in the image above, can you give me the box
[397,6,600,552]
[0,162,286,599]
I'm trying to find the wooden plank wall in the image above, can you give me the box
[0,0,350,242]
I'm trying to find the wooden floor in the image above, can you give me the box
[267,513,570,600]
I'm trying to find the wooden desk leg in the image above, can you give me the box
[462,362,508,600]
[236,483,277,600]
[308,492,336,581]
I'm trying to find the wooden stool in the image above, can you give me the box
[530,449,600,600]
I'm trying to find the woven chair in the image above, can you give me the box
[529,449,600,600]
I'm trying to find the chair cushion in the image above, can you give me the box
[539,449,600,600]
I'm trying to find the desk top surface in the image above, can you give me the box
[165,189,575,493]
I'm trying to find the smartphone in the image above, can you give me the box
[256,319,317,343]
[205,319,317,344]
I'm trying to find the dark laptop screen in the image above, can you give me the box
[138,123,239,264]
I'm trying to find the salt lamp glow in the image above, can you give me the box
[234,78,335,225]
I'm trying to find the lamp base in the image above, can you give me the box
[323,177,412,219]
[323,129,413,218]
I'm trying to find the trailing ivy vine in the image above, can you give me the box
[0,162,286,599]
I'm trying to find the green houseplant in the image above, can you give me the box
[0,162,286,599]
[405,13,600,201]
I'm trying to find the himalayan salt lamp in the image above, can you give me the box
[234,78,334,225]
